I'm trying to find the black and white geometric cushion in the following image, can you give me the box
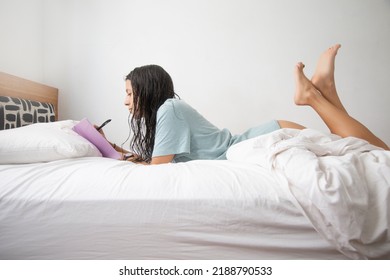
[0,96,55,130]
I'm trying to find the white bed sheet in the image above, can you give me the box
[0,157,346,259]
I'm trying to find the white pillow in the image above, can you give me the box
[0,120,102,164]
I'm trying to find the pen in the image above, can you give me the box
[96,119,112,131]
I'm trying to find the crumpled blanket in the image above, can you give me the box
[227,128,390,259]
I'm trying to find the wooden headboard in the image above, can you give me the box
[0,71,59,120]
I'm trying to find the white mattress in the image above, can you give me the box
[0,157,346,259]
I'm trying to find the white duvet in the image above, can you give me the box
[227,128,390,259]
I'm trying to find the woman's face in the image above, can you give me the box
[124,80,134,114]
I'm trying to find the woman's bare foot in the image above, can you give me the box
[311,44,340,94]
[294,62,322,106]
[311,44,347,112]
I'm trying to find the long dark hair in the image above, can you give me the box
[125,65,177,163]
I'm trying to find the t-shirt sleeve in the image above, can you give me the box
[152,101,191,157]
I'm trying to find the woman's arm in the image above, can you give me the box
[95,126,174,164]
[125,154,174,165]
[109,142,130,155]
[151,154,174,164]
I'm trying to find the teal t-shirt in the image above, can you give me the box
[152,99,280,162]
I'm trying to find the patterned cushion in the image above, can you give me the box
[0,96,55,130]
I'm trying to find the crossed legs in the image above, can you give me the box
[290,44,389,150]
[279,44,388,150]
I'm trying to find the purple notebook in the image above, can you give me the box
[73,118,121,159]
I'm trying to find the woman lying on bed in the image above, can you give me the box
[101,44,389,164]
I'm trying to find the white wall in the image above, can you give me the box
[2,0,390,146]
[0,0,44,82]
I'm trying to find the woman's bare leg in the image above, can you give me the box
[278,120,306,129]
[295,62,389,150]
[311,44,347,113]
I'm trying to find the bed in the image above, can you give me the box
[0,72,389,260]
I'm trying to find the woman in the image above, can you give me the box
[106,44,389,164]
